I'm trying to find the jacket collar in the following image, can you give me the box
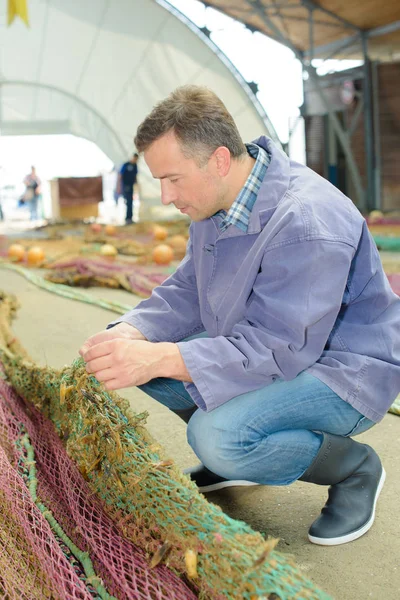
[218,136,291,239]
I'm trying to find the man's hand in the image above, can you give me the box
[79,322,146,358]
[81,338,165,390]
[80,325,192,390]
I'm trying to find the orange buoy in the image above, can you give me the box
[100,243,118,257]
[152,225,168,241]
[167,235,187,254]
[27,246,45,266]
[90,222,102,233]
[105,224,117,236]
[7,244,25,262]
[152,244,174,265]
[369,210,384,223]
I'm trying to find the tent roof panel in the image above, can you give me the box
[203,0,400,59]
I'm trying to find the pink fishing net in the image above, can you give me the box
[0,290,330,600]
[387,273,400,296]
[0,377,196,600]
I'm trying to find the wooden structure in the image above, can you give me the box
[50,176,103,220]
[201,1,400,211]
[202,1,400,60]
[304,61,400,211]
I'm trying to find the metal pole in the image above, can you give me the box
[328,114,338,186]
[361,33,375,213]
[246,1,365,208]
[308,7,314,64]
[371,60,382,211]
[301,0,360,31]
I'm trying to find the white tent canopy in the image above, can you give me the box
[0,0,279,202]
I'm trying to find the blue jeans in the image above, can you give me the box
[139,366,375,486]
[123,186,133,222]
[29,194,40,220]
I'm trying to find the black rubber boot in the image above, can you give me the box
[171,407,259,493]
[300,433,386,546]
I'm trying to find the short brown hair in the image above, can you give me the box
[134,85,246,164]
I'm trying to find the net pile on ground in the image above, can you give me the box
[0,377,197,600]
[44,256,171,296]
[390,395,400,416]
[2,220,187,297]
[1,218,190,264]
[386,273,400,296]
[373,236,400,252]
[0,291,331,600]
[0,262,133,314]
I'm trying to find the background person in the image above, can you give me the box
[117,153,139,224]
[23,166,42,221]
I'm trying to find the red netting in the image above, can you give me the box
[0,291,331,600]
[387,273,400,296]
[0,378,197,600]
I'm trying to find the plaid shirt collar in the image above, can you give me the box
[216,143,271,233]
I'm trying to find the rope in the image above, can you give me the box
[0,262,132,315]
[19,431,117,600]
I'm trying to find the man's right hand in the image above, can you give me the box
[79,322,146,360]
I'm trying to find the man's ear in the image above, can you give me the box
[213,146,231,177]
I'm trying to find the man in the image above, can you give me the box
[80,86,400,546]
[118,153,139,224]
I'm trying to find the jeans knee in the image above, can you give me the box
[187,416,257,479]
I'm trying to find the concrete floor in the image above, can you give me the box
[1,266,399,600]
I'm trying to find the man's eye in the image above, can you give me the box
[170,178,179,183]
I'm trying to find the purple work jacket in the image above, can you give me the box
[110,136,400,422]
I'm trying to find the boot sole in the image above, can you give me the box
[308,467,386,546]
[199,481,261,493]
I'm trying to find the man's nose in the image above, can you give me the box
[160,180,177,205]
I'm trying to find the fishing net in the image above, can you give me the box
[44,257,172,296]
[373,235,400,252]
[1,220,188,298]
[0,219,189,263]
[0,379,197,600]
[386,273,400,296]
[390,395,400,416]
[0,262,133,314]
[0,291,331,600]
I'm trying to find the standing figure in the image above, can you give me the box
[23,166,42,221]
[118,154,139,224]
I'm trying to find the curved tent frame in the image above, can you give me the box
[0,0,280,203]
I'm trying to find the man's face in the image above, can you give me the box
[144,130,225,221]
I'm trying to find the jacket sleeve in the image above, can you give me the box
[178,238,355,411]
[107,233,203,342]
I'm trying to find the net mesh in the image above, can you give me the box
[0,291,330,600]
[0,379,197,600]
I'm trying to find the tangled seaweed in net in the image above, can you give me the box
[0,291,330,600]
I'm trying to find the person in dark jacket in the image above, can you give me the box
[117,153,139,224]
